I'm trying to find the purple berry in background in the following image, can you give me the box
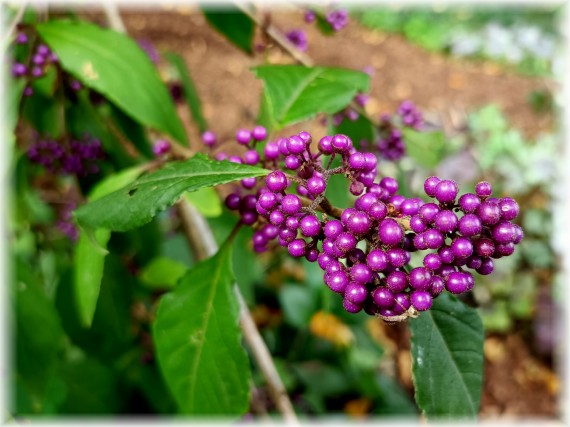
[477,201,501,226]
[345,282,368,304]
[202,131,217,147]
[269,210,285,226]
[434,179,459,203]
[16,32,28,44]
[300,215,320,237]
[251,125,267,141]
[241,211,257,225]
[215,152,227,161]
[266,171,288,193]
[70,80,82,91]
[326,9,349,31]
[410,291,431,312]
[286,29,308,52]
[37,44,50,56]
[373,287,395,308]
[32,53,45,65]
[264,141,279,160]
[378,218,403,247]
[477,258,494,275]
[288,239,306,257]
[281,194,301,215]
[243,150,260,165]
[499,197,520,221]
[241,177,256,189]
[304,9,316,23]
[280,228,297,244]
[236,129,251,145]
[228,156,242,164]
[475,181,493,198]
[429,276,445,297]
[152,139,171,156]
[11,63,27,77]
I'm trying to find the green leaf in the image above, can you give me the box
[153,243,250,415]
[402,128,446,169]
[21,89,63,138]
[253,65,370,128]
[108,103,153,159]
[74,166,144,327]
[140,256,188,290]
[165,52,208,133]
[6,76,26,146]
[331,113,376,149]
[183,186,222,218]
[279,284,318,328]
[36,20,187,144]
[202,6,255,54]
[74,153,268,232]
[409,293,484,418]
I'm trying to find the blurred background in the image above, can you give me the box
[7,2,565,420]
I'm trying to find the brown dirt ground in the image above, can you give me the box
[85,6,559,419]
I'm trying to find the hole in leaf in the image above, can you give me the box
[128,188,138,197]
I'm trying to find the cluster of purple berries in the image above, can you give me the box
[304,8,349,32]
[217,130,523,321]
[27,135,105,176]
[286,29,309,52]
[360,100,424,162]
[56,202,79,241]
[12,37,58,97]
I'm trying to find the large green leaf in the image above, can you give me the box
[36,20,187,144]
[153,243,250,415]
[253,65,370,128]
[140,256,188,290]
[74,166,144,327]
[74,154,268,232]
[202,7,255,54]
[165,52,208,133]
[409,293,484,418]
[184,187,222,218]
[6,76,26,146]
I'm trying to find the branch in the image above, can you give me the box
[101,6,298,423]
[176,200,299,425]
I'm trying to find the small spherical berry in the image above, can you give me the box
[434,179,459,203]
[458,214,482,237]
[335,232,357,254]
[305,248,319,262]
[284,155,301,170]
[345,282,368,304]
[378,219,404,247]
[269,210,285,225]
[241,177,256,189]
[348,152,366,170]
[244,149,260,165]
[419,203,440,223]
[324,220,343,239]
[367,249,388,272]
[475,181,492,198]
[288,239,306,257]
[236,129,251,145]
[392,293,411,314]
[446,272,469,294]
[251,125,267,141]
[344,211,371,235]
[307,176,326,195]
[326,271,349,293]
[351,263,372,284]
[240,194,258,212]
[386,271,408,293]
[458,193,481,214]
[368,202,387,221]
[331,134,352,153]
[318,253,333,270]
[266,171,288,193]
[512,224,524,244]
[355,193,378,211]
[438,246,455,264]
[318,135,333,154]
[373,287,395,308]
[279,227,297,242]
[379,177,398,195]
[409,267,432,291]
[264,142,280,160]
[423,229,444,250]
[495,242,515,257]
[258,192,277,210]
[225,193,241,210]
[451,237,473,259]
[363,153,378,172]
[498,197,519,221]
[434,210,458,233]
[401,198,422,216]
[475,238,495,258]
[429,276,445,297]
[466,255,483,270]
[387,248,407,268]
[492,221,516,244]
[423,253,442,271]
[477,258,494,275]
[263,224,279,239]
[300,215,321,237]
[281,194,301,215]
[477,201,501,226]
[410,215,427,233]
[241,211,257,225]
[411,291,432,311]
[423,176,441,197]
[343,298,363,313]
[285,216,300,231]
[286,135,306,154]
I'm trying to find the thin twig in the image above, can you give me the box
[176,200,299,425]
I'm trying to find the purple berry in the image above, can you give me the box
[244,150,260,165]
[251,125,267,141]
[424,176,441,197]
[434,179,459,203]
[263,224,279,239]
[326,271,349,293]
[269,210,285,225]
[281,194,301,215]
[264,142,279,160]
[373,287,395,308]
[300,215,321,237]
[392,293,411,314]
[386,271,408,293]
[434,210,458,233]
[411,291,432,311]
[225,193,241,210]
[258,192,277,210]
[345,282,368,304]
[387,248,407,268]
[379,177,398,195]
[378,218,404,247]
[446,272,469,294]
[286,135,306,155]
[419,203,440,223]
[429,276,445,297]
[355,193,378,211]
[344,211,371,235]
[458,193,481,213]
[335,232,357,254]
[451,237,473,259]
[409,267,432,291]
[477,258,494,275]
[307,176,326,195]
[367,249,388,272]
[363,153,378,172]
[458,214,482,237]
[343,298,363,313]
[368,202,387,221]
[288,239,306,257]
[499,197,519,221]
[318,136,333,154]
[475,181,492,198]
[423,253,442,270]
[285,216,300,231]
[324,220,343,239]
[331,134,352,153]
[266,171,288,193]
[348,152,366,170]
[475,238,495,258]
[492,221,516,244]
[284,155,301,170]
[241,211,257,225]
[423,229,444,250]
[351,263,373,284]
[477,201,501,226]
[410,215,427,233]
[236,129,251,145]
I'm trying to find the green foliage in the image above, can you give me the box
[140,256,188,290]
[153,243,250,415]
[36,20,188,144]
[253,65,370,128]
[403,128,446,169]
[409,294,484,418]
[202,6,255,54]
[74,154,268,231]
[184,187,222,218]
